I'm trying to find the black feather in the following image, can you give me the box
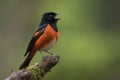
[24,28,46,56]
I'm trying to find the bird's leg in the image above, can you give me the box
[39,50,43,56]
[39,50,46,60]
[44,50,54,55]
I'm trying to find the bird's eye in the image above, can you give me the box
[49,15,53,17]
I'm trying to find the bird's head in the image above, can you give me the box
[42,12,60,23]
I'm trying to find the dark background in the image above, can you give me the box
[0,0,120,80]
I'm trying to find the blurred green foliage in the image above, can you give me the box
[0,0,120,80]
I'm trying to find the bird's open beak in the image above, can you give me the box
[55,12,61,20]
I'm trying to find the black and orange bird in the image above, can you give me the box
[19,12,60,70]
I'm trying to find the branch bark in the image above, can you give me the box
[4,55,59,80]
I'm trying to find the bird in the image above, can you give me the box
[19,12,60,70]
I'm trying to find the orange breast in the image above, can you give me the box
[34,24,59,51]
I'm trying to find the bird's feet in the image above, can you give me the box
[44,50,55,55]
[39,50,55,61]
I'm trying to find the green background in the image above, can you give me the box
[0,0,120,80]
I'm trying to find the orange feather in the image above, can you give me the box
[34,24,59,51]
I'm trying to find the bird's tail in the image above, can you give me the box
[19,50,36,70]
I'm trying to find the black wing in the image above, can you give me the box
[24,25,47,56]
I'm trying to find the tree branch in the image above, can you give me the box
[4,55,59,80]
